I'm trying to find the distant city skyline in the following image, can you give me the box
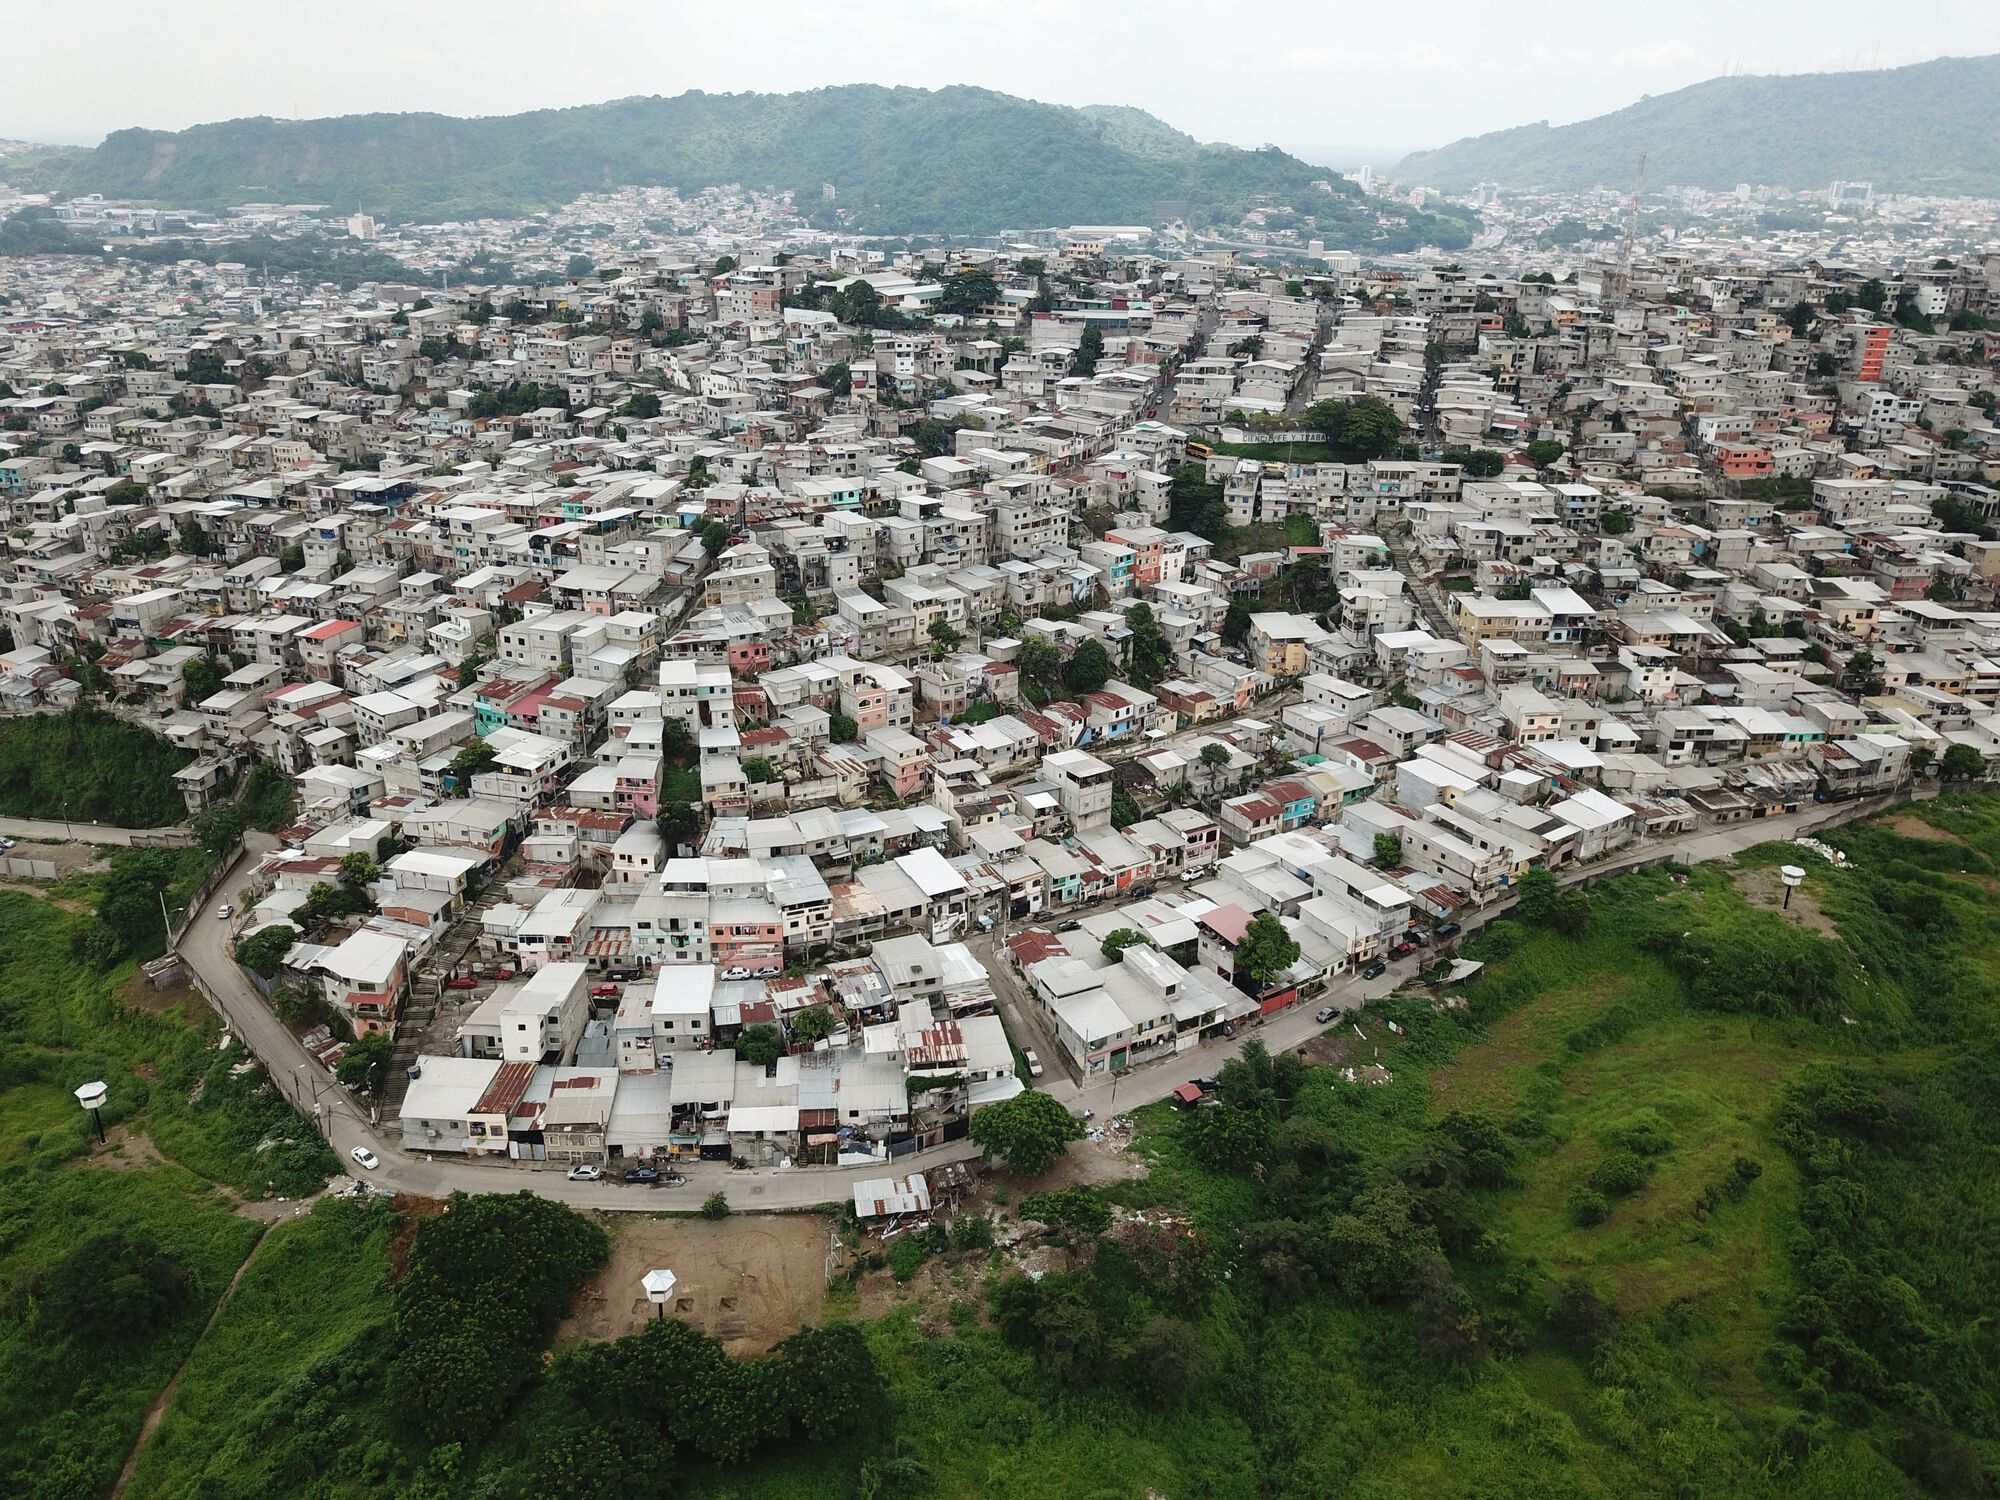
[4,0,1998,164]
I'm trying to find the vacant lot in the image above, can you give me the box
[558,1212,834,1355]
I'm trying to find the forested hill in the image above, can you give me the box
[8,85,1476,246]
[1394,53,2000,197]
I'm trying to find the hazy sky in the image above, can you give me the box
[9,0,2000,165]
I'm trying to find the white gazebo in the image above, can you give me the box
[641,1267,678,1320]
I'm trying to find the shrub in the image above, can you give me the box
[887,1235,928,1282]
[700,1191,730,1220]
[1568,1188,1610,1227]
[1588,1150,1652,1198]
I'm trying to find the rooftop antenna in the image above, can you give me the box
[1614,152,1646,308]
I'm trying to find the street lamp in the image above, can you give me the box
[641,1267,677,1322]
[1779,865,1805,910]
[75,1080,108,1144]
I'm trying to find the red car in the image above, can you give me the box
[444,974,479,990]
[590,984,621,999]
[482,967,516,981]
[1391,941,1417,959]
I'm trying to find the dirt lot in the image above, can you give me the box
[558,1213,834,1355]
[1733,863,1840,937]
[1883,812,1963,845]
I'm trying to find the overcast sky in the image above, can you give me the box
[9,0,1999,165]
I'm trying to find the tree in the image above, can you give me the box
[742,755,779,784]
[181,654,223,706]
[1941,743,1986,782]
[1233,911,1301,987]
[1373,832,1404,868]
[1855,278,1887,313]
[1101,928,1150,962]
[736,1024,783,1067]
[1517,867,1590,937]
[336,1030,395,1093]
[1909,745,1935,776]
[1072,323,1104,377]
[1064,638,1111,695]
[1524,439,1566,470]
[1123,602,1169,688]
[1221,601,1252,646]
[1784,302,1817,338]
[235,923,300,978]
[712,255,738,276]
[829,712,859,744]
[968,1089,1084,1176]
[1167,464,1229,538]
[337,850,379,888]
[191,801,246,858]
[177,518,219,557]
[928,618,962,656]
[1018,636,1062,692]
[1019,1186,1112,1237]
[1841,649,1877,692]
[657,801,700,855]
[448,739,498,791]
[34,1233,191,1347]
[1601,507,1633,535]
[790,1006,835,1044]
[938,267,1001,317]
[1198,741,1233,800]
[618,389,661,419]
[698,519,729,555]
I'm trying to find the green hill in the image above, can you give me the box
[10,85,1475,247]
[1395,53,2000,196]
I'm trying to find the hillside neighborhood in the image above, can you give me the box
[0,190,1997,1178]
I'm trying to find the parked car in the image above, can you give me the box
[349,1146,379,1171]
[1434,921,1463,939]
[1189,1076,1221,1093]
[1409,931,1430,948]
[590,984,621,1000]
[566,1164,602,1181]
[623,1165,661,1184]
[216,903,234,920]
[605,968,640,982]
[720,966,752,981]
[482,967,516,981]
[1391,941,1417,959]
[1314,1006,1338,1024]
[1023,1048,1044,1078]
[444,974,478,990]
[1360,961,1388,981]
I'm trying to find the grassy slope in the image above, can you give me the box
[123,1199,398,1500]
[0,886,337,1500]
[85,796,2000,1499]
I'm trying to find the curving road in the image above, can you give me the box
[175,789,1921,1209]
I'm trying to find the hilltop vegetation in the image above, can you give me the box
[71,794,2000,1500]
[0,706,193,827]
[11,85,1475,246]
[1396,53,2000,196]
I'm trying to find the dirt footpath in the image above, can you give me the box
[559,1213,834,1355]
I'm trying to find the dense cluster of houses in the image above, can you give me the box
[0,204,1996,1166]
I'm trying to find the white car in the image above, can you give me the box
[720,966,752,981]
[217,903,234,920]
[1023,1048,1044,1078]
[349,1146,380,1171]
[566,1163,602,1181]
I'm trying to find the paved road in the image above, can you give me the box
[1046,789,1925,1112]
[175,788,1920,1207]
[176,846,980,1210]
[0,815,191,847]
